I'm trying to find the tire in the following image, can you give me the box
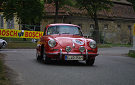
[36,45,44,62]
[41,45,50,64]
[86,58,95,66]
[2,42,6,47]
[36,51,42,61]
[0,42,6,48]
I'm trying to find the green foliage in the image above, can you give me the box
[98,44,132,48]
[127,0,135,10]
[45,0,75,23]
[5,42,37,49]
[1,0,44,24]
[128,52,135,58]
[46,0,74,7]
[76,0,113,43]
[76,0,113,18]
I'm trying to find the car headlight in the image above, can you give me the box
[48,39,56,47]
[79,46,85,52]
[89,40,96,49]
[65,46,71,52]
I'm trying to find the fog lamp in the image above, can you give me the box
[79,46,85,52]
[65,46,71,52]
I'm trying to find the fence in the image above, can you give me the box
[0,31,132,45]
[0,23,41,31]
[0,24,133,45]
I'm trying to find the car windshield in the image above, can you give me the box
[47,25,83,36]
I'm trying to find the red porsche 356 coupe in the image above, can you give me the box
[36,23,98,65]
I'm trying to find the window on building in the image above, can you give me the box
[78,24,82,28]
[0,15,4,28]
[128,25,131,30]
[7,18,14,29]
[104,24,108,30]
[117,24,121,30]
[90,24,94,29]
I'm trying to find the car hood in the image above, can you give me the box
[49,34,87,48]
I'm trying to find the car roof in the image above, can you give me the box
[47,23,80,28]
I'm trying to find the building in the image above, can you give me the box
[0,11,39,31]
[0,4,41,31]
[0,11,19,30]
[41,0,135,44]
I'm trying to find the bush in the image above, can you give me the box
[128,50,135,58]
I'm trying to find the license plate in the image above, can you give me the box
[65,55,83,60]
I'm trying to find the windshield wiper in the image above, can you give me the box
[73,34,81,36]
[60,33,70,34]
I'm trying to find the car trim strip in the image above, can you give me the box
[46,53,99,56]
[86,49,88,60]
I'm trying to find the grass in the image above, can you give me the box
[5,42,37,49]
[98,44,112,48]
[128,50,135,58]
[98,44,132,48]
[0,37,33,42]
[128,53,135,58]
[0,55,10,85]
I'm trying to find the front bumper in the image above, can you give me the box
[46,49,99,60]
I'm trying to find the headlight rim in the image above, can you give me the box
[48,39,56,48]
[79,46,85,52]
[89,40,97,49]
[65,46,71,52]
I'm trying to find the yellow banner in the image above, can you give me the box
[0,29,43,39]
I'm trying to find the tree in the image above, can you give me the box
[1,0,44,26]
[127,0,135,10]
[76,0,113,43]
[45,0,74,23]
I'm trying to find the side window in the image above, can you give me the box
[104,24,108,30]
[90,24,94,29]
[117,24,121,30]
[128,25,131,30]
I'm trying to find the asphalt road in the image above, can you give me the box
[1,47,135,85]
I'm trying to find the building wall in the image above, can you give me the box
[40,18,54,31]
[64,16,134,44]
[99,20,133,44]
[41,16,135,44]
[0,12,19,30]
[14,16,19,30]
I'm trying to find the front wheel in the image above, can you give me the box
[86,58,95,66]
[36,51,42,61]
[42,53,51,64]
[41,46,51,64]
[2,42,6,48]
[0,42,6,49]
